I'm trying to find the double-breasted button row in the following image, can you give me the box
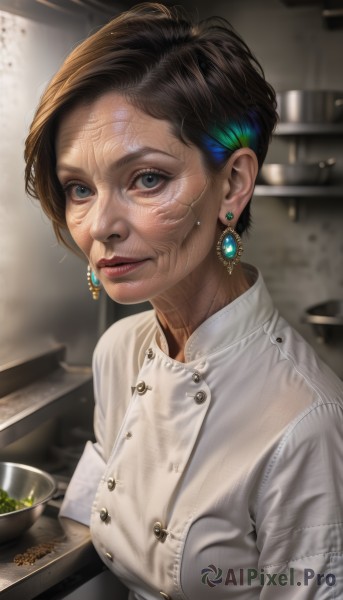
[100,507,109,522]
[194,390,207,404]
[192,370,202,383]
[191,370,208,404]
[107,476,116,491]
[137,348,155,395]
[136,380,148,395]
[105,551,113,561]
[101,477,117,560]
[153,521,168,542]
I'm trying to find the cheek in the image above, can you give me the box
[143,208,191,245]
[146,213,215,275]
[141,206,195,264]
[65,208,92,253]
[143,177,210,238]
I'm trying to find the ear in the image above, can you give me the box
[218,148,258,227]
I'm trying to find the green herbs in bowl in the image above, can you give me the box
[0,487,34,514]
[0,462,56,543]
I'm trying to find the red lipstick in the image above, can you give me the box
[97,256,148,277]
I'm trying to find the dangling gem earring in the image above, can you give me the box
[87,265,102,300]
[216,213,243,275]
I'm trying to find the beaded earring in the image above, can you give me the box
[87,265,102,300]
[216,212,243,275]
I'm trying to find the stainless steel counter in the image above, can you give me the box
[0,504,101,600]
[0,346,120,599]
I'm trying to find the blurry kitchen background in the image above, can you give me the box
[0,0,342,457]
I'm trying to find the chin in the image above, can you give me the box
[103,282,153,306]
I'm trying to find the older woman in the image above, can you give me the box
[25,3,343,599]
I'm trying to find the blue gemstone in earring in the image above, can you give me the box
[87,264,101,300]
[216,227,243,275]
[91,270,101,287]
[221,233,237,260]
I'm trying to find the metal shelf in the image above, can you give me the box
[254,185,343,221]
[275,123,343,135]
[254,184,343,197]
[0,345,93,448]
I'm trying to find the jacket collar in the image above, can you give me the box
[155,264,275,362]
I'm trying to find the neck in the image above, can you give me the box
[152,263,251,362]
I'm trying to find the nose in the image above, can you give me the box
[89,192,129,242]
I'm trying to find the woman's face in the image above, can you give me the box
[56,92,225,305]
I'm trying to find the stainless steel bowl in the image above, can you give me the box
[258,159,335,186]
[277,90,343,123]
[0,462,56,543]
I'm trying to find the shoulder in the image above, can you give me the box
[93,308,156,371]
[264,314,343,406]
[255,317,343,506]
[270,399,343,468]
[265,318,343,467]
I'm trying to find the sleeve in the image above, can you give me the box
[92,340,107,462]
[255,401,343,599]
[59,440,106,525]
[58,344,107,525]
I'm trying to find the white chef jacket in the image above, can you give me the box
[60,264,343,600]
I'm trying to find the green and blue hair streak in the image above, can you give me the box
[202,110,261,164]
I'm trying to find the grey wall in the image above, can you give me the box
[0,4,109,366]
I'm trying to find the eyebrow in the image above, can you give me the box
[115,146,178,168]
[56,146,178,174]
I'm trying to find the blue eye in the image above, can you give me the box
[64,183,93,202]
[74,184,91,198]
[132,170,168,192]
[139,173,161,189]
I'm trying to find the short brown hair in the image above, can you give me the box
[25,2,277,245]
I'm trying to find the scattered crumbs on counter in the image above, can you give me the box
[13,540,59,565]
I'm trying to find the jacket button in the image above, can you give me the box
[107,477,116,491]
[159,593,171,599]
[194,390,207,404]
[153,521,168,542]
[192,371,201,383]
[100,507,109,522]
[145,347,155,359]
[105,551,113,561]
[136,380,148,395]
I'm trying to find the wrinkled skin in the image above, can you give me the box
[56,93,257,360]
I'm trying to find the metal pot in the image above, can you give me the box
[304,300,343,326]
[258,158,335,186]
[303,300,343,344]
[277,90,343,123]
